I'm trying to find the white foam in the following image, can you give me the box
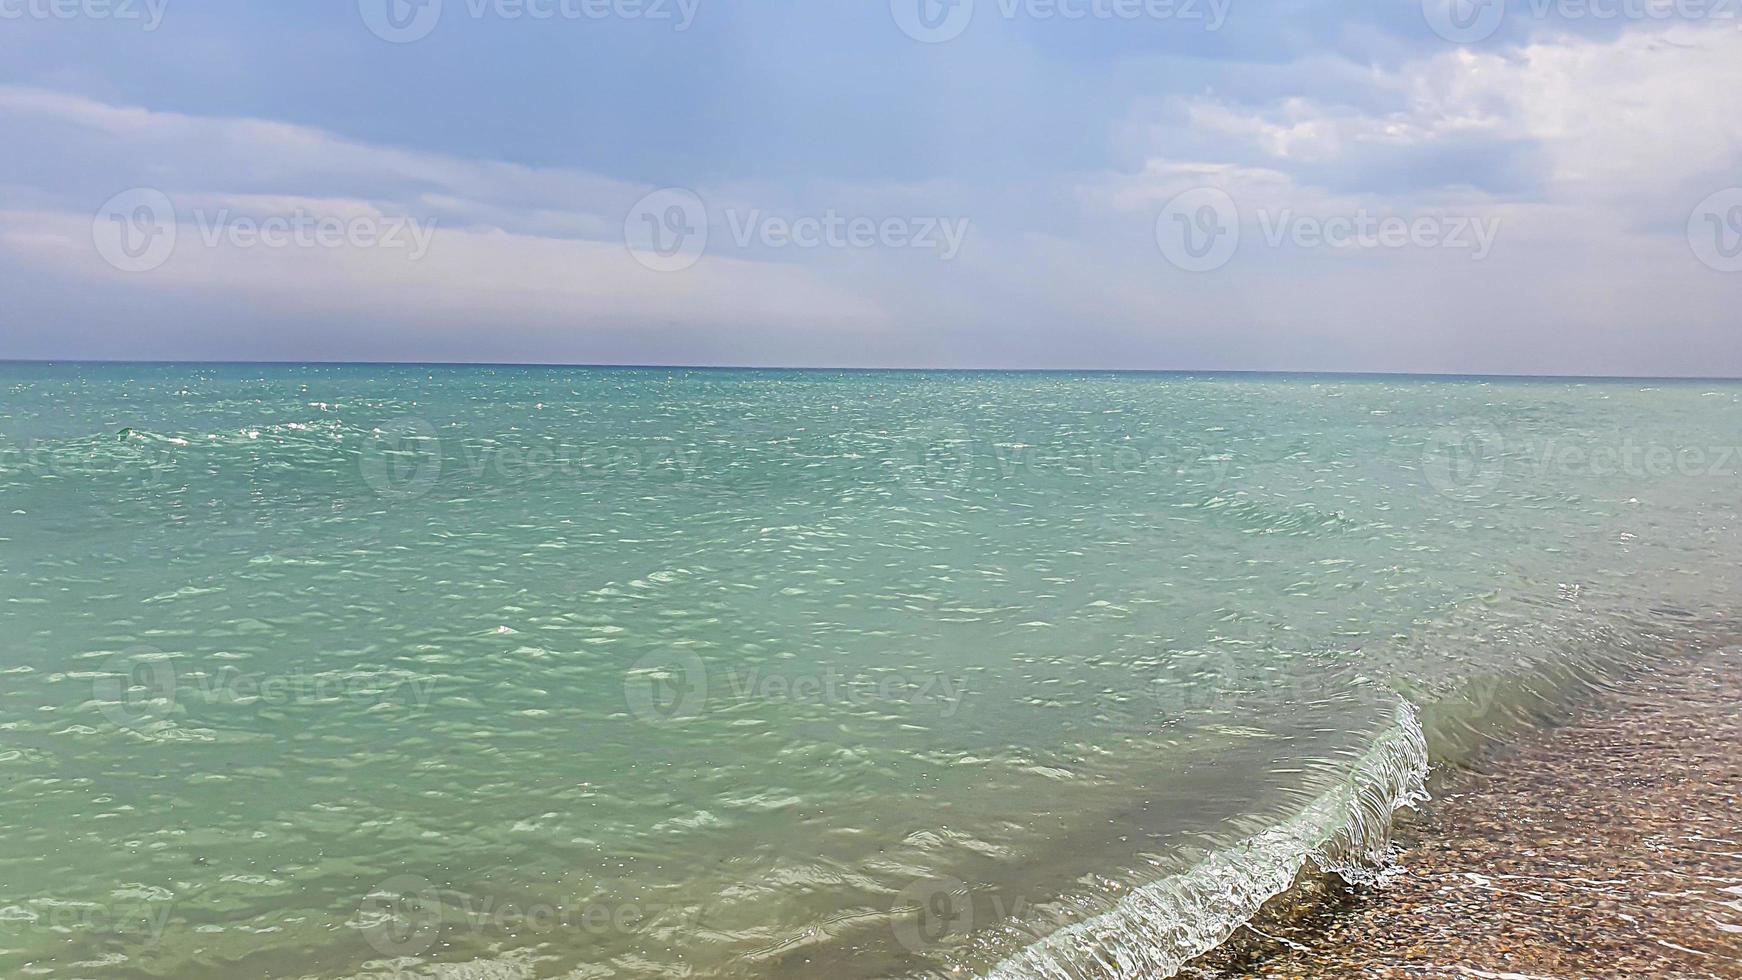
[983,700,1430,980]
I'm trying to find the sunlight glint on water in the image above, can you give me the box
[1,365,1738,978]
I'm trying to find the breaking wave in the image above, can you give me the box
[981,701,1429,980]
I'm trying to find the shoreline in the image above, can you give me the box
[1182,644,1742,980]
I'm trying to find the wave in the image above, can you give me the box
[972,606,1681,980]
[981,700,1430,980]
[0,421,365,476]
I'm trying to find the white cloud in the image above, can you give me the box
[1,207,887,332]
[0,85,897,338]
[1170,23,1742,195]
[3,15,1740,375]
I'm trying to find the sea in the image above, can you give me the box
[2,363,1738,979]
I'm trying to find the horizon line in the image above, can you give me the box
[2,358,1741,383]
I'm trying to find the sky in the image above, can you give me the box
[0,0,1739,373]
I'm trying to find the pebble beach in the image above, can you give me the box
[1188,644,1742,980]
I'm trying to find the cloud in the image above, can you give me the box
[2,18,1741,373]
[1162,23,1742,199]
[0,85,898,343]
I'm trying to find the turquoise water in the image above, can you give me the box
[2,364,1739,979]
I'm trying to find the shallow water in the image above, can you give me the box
[1,365,1738,978]
[1188,643,1742,980]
